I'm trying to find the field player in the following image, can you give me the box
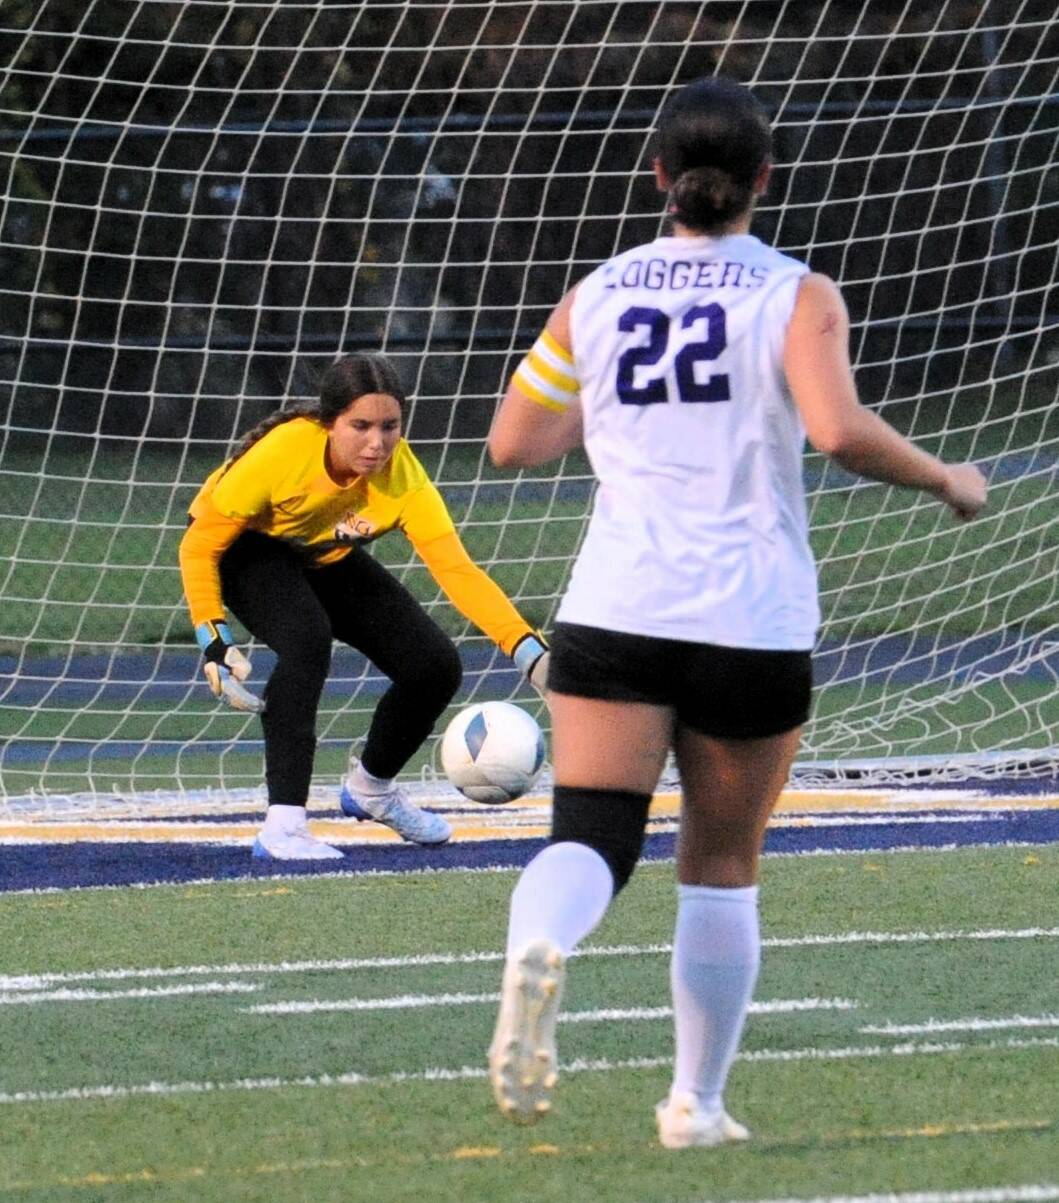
[486,77,987,1146]
[179,352,548,860]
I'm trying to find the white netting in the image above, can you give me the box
[1,0,1057,807]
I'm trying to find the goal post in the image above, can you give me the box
[1,0,1057,808]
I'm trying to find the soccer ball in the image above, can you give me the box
[440,701,545,804]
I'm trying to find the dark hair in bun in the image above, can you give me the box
[656,76,772,233]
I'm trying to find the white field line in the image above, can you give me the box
[862,1014,1059,1037]
[245,994,857,1018]
[247,990,499,1014]
[2,926,1056,993]
[761,927,1059,949]
[0,981,261,1007]
[736,1036,1059,1062]
[561,997,857,1024]
[0,1034,1055,1107]
[0,804,1002,826]
[676,1185,1059,1203]
[765,842,1051,860]
[776,814,997,827]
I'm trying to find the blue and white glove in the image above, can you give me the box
[512,632,549,697]
[195,620,266,713]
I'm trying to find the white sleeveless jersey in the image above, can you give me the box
[559,233,819,650]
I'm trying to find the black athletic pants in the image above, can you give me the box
[219,532,462,804]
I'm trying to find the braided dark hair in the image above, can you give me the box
[228,352,406,464]
[656,76,772,234]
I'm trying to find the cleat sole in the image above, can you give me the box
[488,940,565,1125]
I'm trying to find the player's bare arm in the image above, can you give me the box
[785,273,987,521]
[489,287,583,468]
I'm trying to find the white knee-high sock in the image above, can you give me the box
[505,841,614,958]
[669,883,760,1112]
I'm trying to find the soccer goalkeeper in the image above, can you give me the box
[179,352,548,860]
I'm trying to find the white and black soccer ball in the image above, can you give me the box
[440,701,545,804]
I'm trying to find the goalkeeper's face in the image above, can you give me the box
[328,392,403,480]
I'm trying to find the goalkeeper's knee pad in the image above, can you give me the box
[550,785,653,894]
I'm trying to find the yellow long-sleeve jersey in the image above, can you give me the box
[179,417,535,656]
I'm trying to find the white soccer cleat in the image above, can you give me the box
[340,769,451,846]
[654,1091,750,1149]
[251,827,344,861]
[489,938,565,1124]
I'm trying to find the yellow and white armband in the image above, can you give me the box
[512,330,579,412]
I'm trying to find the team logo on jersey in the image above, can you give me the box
[334,511,378,543]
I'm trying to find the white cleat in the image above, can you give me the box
[489,939,565,1124]
[655,1091,750,1149]
[251,827,344,861]
[340,767,451,846]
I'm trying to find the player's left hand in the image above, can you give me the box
[938,462,988,521]
[512,632,549,697]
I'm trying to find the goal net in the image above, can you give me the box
[2,0,1057,808]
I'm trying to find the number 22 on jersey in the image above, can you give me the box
[616,303,730,406]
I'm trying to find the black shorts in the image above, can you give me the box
[548,622,812,739]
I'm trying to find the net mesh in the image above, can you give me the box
[1,0,1057,807]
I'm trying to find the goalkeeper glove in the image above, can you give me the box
[195,619,266,713]
[512,631,549,697]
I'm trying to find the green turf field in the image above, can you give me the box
[3,845,1057,1202]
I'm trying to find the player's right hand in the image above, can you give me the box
[195,619,266,713]
[939,463,988,521]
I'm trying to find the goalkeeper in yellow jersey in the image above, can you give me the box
[179,352,548,860]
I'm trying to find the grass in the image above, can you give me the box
[2,844,1057,1202]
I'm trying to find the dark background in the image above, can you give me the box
[2,0,1057,449]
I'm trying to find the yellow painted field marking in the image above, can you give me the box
[0,822,259,842]
[9,1114,1053,1194]
[834,1116,1052,1144]
[3,787,1055,846]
